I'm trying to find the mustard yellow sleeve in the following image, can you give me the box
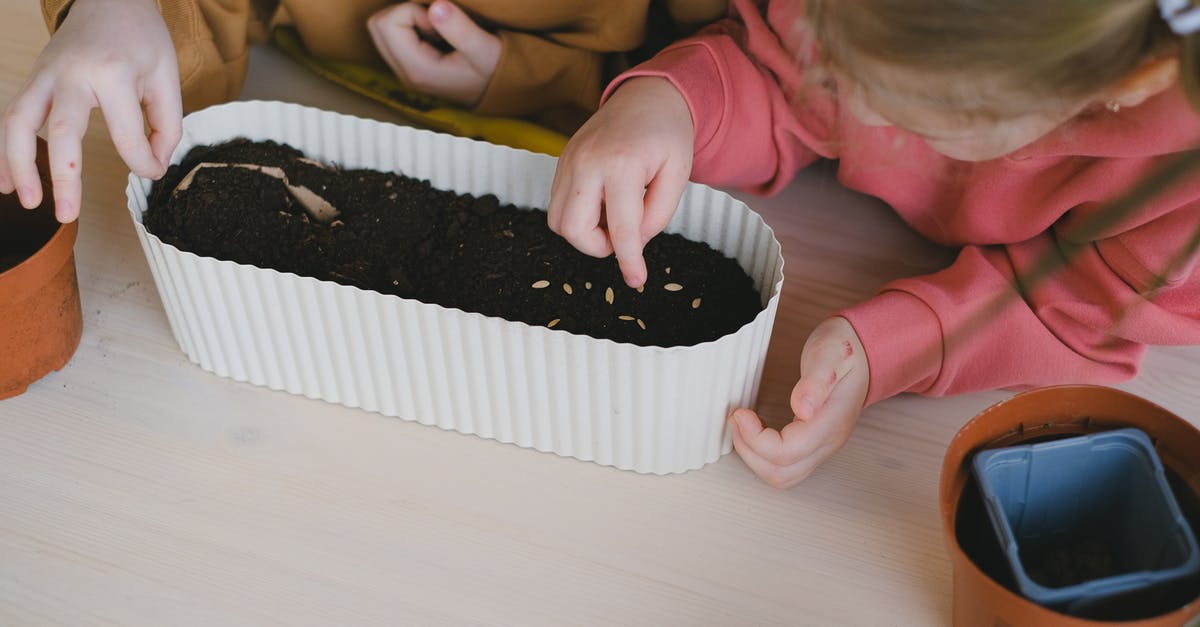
[660,0,728,31]
[474,30,604,117]
[40,0,75,30]
[40,0,274,113]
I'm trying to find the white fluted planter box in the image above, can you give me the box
[127,100,784,474]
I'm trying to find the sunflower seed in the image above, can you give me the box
[618,315,635,321]
[692,298,702,309]
[547,319,560,328]
[532,280,551,289]
[636,318,646,330]
[563,283,573,295]
[585,281,593,290]
[664,283,684,292]
[605,287,614,304]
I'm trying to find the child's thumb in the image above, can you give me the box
[428,0,500,68]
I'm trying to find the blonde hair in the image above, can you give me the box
[807,0,1200,115]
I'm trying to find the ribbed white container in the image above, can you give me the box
[127,101,784,474]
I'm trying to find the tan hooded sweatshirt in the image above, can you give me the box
[41,0,725,119]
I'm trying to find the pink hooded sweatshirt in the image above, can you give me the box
[607,0,1200,405]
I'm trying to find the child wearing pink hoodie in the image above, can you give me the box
[547,0,1200,487]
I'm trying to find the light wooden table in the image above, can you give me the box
[3,4,1198,625]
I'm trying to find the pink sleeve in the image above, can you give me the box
[600,0,834,195]
[841,201,1200,405]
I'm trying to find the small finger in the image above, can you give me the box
[367,16,420,84]
[370,25,413,86]
[368,4,441,81]
[556,176,614,258]
[427,0,499,68]
[640,159,688,244]
[371,2,434,33]
[547,161,568,233]
[0,120,11,194]
[45,87,93,222]
[731,407,821,466]
[144,66,183,171]
[729,410,821,488]
[3,85,53,208]
[95,78,164,179]
[601,174,649,287]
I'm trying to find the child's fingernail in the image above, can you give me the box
[429,1,449,20]
[18,186,34,207]
[625,269,644,288]
[56,199,74,222]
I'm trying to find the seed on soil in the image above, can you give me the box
[532,280,550,289]
[636,285,644,293]
[636,318,646,330]
[563,283,573,295]
[502,229,514,238]
[692,298,702,309]
[585,282,592,290]
[665,267,671,274]
[664,283,684,292]
[618,315,635,321]
[547,319,560,328]
[605,287,614,304]
[329,219,344,228]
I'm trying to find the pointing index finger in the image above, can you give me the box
[601,173,648,287]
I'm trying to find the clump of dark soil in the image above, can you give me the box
[143,139,763,347]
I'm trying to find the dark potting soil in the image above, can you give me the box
[143,139,763,347]
[0,253,27,274]
[0,197,59,273]
[1020,537,1120,589]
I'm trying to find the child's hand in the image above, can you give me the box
[0,0,181,222]
[729,317,870,489]
[547,77,694,288]
[367,0,501,107]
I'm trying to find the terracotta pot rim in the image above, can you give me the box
[940,384,1200,624]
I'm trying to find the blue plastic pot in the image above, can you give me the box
[972,427,1200,613]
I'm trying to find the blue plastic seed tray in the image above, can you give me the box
[972,427,1200,610]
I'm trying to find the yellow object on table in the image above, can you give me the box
[270,27,569,156]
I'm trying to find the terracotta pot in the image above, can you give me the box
[0,138,82,399]
[941,385,1200,625]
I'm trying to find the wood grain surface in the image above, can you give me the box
[1,3,1197,625]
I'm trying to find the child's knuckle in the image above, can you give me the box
[558,221,584,240]
[93,57,133,84]
[46,118,77,139]
[110,132,142,155]
[765,472,789,489]
[1,108,28,135]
